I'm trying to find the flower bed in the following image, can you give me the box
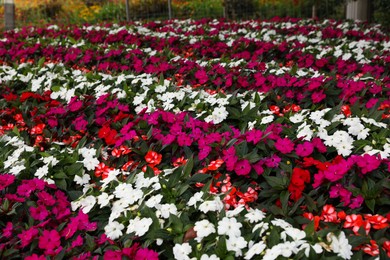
[0,18,389,259]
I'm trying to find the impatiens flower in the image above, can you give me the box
[38,229,61,252]
[245,241,266,259]
[134,248,159,260]
[173,243,192,260]
[0,174,15,191]
[245,208,266,223]
[274,137,294,154]
[18,227,39,247]
[217,217,242,238]
[145,150,162,167]
[327,232,353,259]
[25,254,46,260]
[104,221,125,240]
[126,217,153,237]
[234,159,251,176]
[356,154,381,174]
[226,236,247,257]
[2,222,13,238]
[200,254,220,260]
[194,219,216,242]
[295,141,314,157]
[30,205,49,221]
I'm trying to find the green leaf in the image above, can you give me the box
[280,190,290,214]
[182,157,194,179]
[304,220,315,237]
[188,173,211,184]
[365,199,375,212]
[263,176,287,190]
[348,235,369,248]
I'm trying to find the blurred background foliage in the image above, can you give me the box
[0,0,389,29]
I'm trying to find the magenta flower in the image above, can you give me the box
[349,195,364,209]
[264,154,281,168]
[37,191,56,206]
[311,90,326,104]
[295,141,314,157]
[70,235,84,249]
[234,159,251,176]
[17,183,35,197]
[356,154,381,174]
[73,116,88,131]
[252,161,264,175]
[30,205,49,221]
[135,248,159,260]
[103,250,122,260]
[68,97,83,112]
[324,162,349,182]
[2,222,13,238]
[38,229,61,251]
[222,146,238,171]
[246,129,263,144]
[177,133,193,146]
[274,137,294,154]
[18,227,39,247]
[25,254,46,260]
[195,69,209,84]
[0,174,15,191]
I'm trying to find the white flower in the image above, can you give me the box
[218,217,242,238]
[194,220,216,242]
[252,222,269,236]
[79,147,97,158]
[97,192,113,208]
[145,194,163,208]
[42,156,59,166]
[187,191,204,207]
[79,195,96,213]
[226,236,247,257]
[113,183,134,199]
[35,165,49,179]
[9,164,26,175]
[271,218,292,229]
[281,227,306,241]
[82,156,100,171]
[245,208,266,223]
[260,115,274,124]
[198,196,224,213]
[299,243,323,258]
[104,221,124,240]
[245,241,266,259]
[327,232,353,259]
[127,216,153,237]
[200,254,220,260]
[173,243,192,260]
[159,203,178,219]
[226,205,245,217]
[205,106,228,124]
[74,174,91,185]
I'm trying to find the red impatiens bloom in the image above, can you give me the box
[98,125,118,145]
[365,214,389,230]
[95,162,113,179]
[173,156,188,167]
[145,151,162,167]
[288,168,310,201]
[207,159,224,171]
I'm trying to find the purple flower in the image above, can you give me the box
[274,137,294,154]
[349,195,364,209]
[295,141,314,157]
[234,159,251,176]
[73,116,88,131]
[0,174,15,191]
[68,97,83,112]
[134,248,159,260]
[264,154,281,168]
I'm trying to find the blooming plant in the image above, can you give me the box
[0,17,389,259]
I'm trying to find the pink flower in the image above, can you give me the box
[18,227,39,247]
[366,98,379,109]
[134,248,159,260]
[0,174,15,191]
[71,235,84,249]
[234,159,251,176]
[37,191,56,206]
[264,154,281,168]
[38,229,61,251]
[30,205,49,221]
[17,183,35,197]
[73,116,88,131]
[349,195,364,209]
[311,90,326,103]
[295,141,314,157]
[2,222,13,238]
[312,137,327,153]
[195,69,209,84]
[68,97,83,112]
[222,146,238,171]
[104,250,122,260]
[177,133,192,146]
[25,254,46,260]
[274,137,294,154]
[356,154,381,174]
[323,161,349,182]
[252,161,264,175]
[246,129,263,144]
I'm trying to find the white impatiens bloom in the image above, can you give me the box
[78,195,96,214]
[299,243,323,258]
[200,254,220,260]
[97,192,113,208]
[204,106,228,124]
[187,191,204,207]
[82,156,100,171]
[173,243,192,260]
[252,222,269,236]
[245,208,266,223]
[245,241,266,259]
[113,183,134,199]
[217,217,242,238]
[34,165,49,179]
[145,194,163,208]
[226,205,245,217]
[271,218,293,229]
[42,155,59,166]
[74,174,91,186]
[104,221,125,240]
[194,219,216,242]
[198,196,224,213]
[226,236,248,257]
[281,227,306,241]
[260,115,274,125]
[126,216,153,237]
[327,232,353,259]
[159,203,178,219]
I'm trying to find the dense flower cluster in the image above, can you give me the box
[0,18,389,259]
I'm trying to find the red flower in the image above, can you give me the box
[207,159,224,171]
[288,168,310,201]
[145,151,162,167]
